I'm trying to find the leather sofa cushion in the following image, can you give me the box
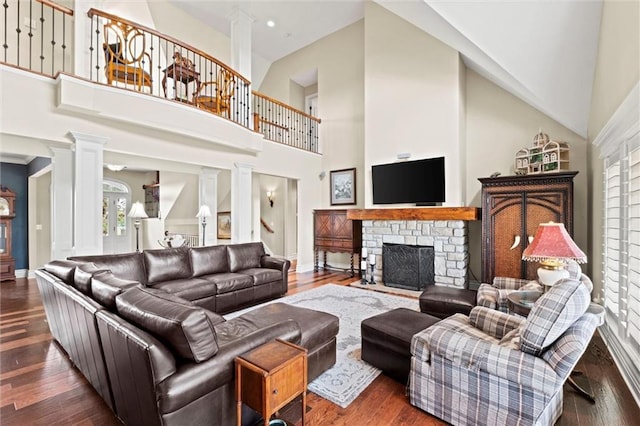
[152,278,218,301]
[91,271,140,310]
[205,273,253,294]
[74,263,110,295]
[144,247,192,285]
[227,242,264,272]
[190,245,229,277]
[238,268,282,285]
[44,260,85,285]
[116,287,220,362]
[70,252,147,285]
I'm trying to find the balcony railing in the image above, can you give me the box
[253,91,321,153]
[1,3,322,153]
[87,8,252,129]
[1,0,73,76]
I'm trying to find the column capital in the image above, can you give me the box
[68,131,109,145]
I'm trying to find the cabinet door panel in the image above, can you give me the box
[524,195,567,279]
[331,213,352,239]
[492,202,524,279]
[314,213,331,238]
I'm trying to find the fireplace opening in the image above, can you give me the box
[382,243,434,291]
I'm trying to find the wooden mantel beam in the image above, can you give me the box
[346,207,481,221]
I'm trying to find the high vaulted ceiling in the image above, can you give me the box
[174,1,602,138]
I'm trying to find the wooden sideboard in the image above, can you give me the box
[314,209,362,277]
[479,171,577,284]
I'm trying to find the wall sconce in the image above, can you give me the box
[106,164,126,172]
[196,205,212,246]
[128,201,148,252]
[266,190,274,208]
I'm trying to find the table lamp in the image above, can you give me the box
[128,201,148,252]
[522,222,587,289]
[196,205,212,246]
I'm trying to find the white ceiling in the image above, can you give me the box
[171,0,603,138]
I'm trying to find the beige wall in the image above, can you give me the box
[259,20,365,208]
[364,1,464,207]
[587,0,640,298]
[147,1,231,65]
[465,70,588,281]
[34,171,51,269]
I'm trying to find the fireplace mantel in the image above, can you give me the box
[346,207,481,221]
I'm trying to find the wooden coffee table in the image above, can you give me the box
[235,339,307,426]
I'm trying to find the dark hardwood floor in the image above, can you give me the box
[1,271,638,425]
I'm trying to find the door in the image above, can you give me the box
[102,180,131,254]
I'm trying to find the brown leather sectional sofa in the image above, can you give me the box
[35,242,340,426]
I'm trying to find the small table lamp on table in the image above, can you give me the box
[522,222,587,291]
[128,201,148,252]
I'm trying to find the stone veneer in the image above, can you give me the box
[362,220,469,288]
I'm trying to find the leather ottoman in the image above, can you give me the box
[419,285,477,319]
[361,308,440,384]
[233,302,339,381]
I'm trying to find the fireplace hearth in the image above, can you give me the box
[383,243,435,291]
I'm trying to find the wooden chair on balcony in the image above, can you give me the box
[193,68,235,118]
[103,21,152,92]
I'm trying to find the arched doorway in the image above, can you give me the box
[103,179,131,254]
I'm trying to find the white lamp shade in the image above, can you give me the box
[128,201,148,219]
[196,205,212,218]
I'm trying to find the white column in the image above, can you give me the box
[232,163,253,242]
[49,147,74,260]
[229,7,253,80]
[70,132,107,255]
[74,0,103,79]
[229,7,253,129]
[199,168,220,246]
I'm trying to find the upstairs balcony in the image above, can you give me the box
[1,1,321,154]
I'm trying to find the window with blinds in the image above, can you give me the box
[603,132,640,385]
[627,146,640,351]
[597,83,639,404]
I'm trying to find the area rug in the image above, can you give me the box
[225,284,419,408]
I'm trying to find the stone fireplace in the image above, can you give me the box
[348,208,480,289]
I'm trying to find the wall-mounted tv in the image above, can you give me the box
[372,156,445,205]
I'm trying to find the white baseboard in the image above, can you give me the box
[15,269,29,278]
[600,324,640,408]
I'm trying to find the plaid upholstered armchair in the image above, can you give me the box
[476,259,591,312]
[409,278,604,426]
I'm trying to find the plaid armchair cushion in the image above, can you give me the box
[520,278,590,356]
[468,306,524,339]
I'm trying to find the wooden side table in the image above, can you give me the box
[506,290,542,317]
[162,63,200,103]
[235,339,307,426]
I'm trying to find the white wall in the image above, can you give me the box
[588,0,640,296]
[364,2,463,207]
[259,20,365,208]
[34,171,51,269]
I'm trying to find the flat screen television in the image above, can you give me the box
[372,156,445,205]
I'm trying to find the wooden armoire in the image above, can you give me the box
[479,171,577,284]
[313,209,362,277]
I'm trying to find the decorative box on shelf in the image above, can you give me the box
[514,130,570,175]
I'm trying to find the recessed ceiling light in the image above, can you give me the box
[266,20,275,28]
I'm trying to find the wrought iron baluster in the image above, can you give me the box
[3,0,8,63]
[38,1,43,72]
[50,7,55,75]
[15,0,20,67]
[28,0,33,70]
[61,9,65,71]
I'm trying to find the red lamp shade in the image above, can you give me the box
[522,222,587,263]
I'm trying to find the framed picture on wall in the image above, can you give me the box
[217,211,231,239]
[330,168,356,205]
